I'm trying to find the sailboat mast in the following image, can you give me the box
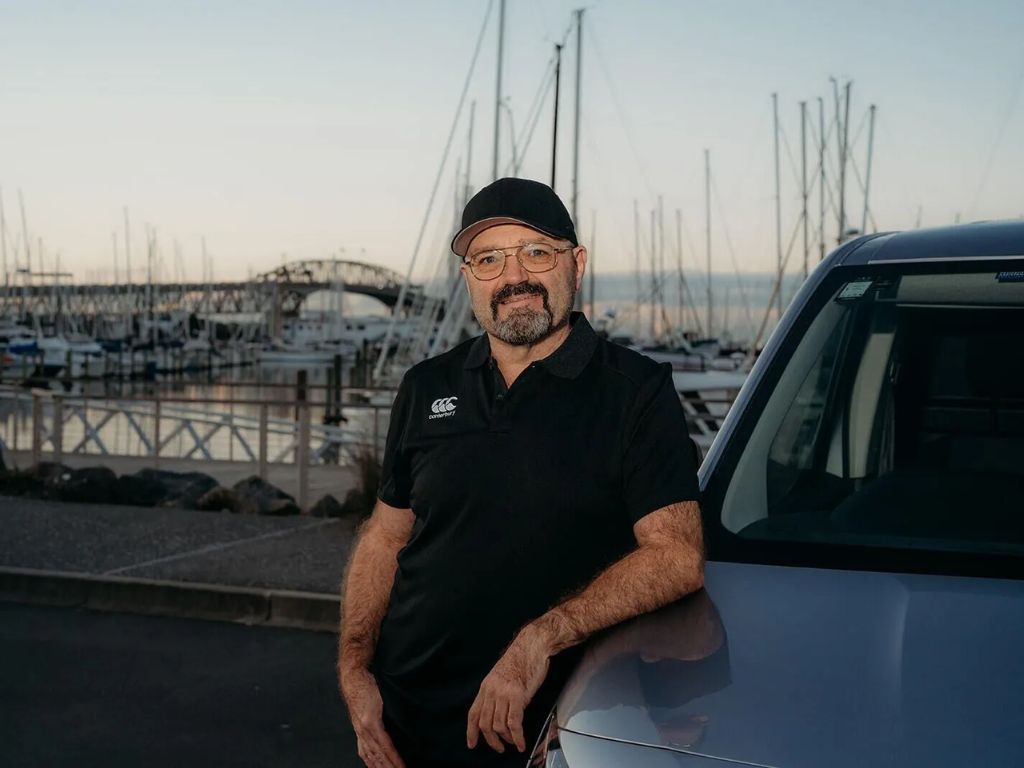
[841,81,852,240]
[659,195,667,333]
[572,8,584,311]
[491,0,506,181]
[772,93,782,320]
[675,208,684,333]
[466,100,475,202]
[649,209,656,340]
[112,232,120,285]
[800,100,809,280]
[705,148,712,339]
[19,191,32,286]
[861,104,876,234]
[818,97,825,263]
[551,43,562,188]
[588,210,596,318]
[0,187,8,289]
[633,199,641,339]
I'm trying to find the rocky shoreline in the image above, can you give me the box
[0,451,369,519]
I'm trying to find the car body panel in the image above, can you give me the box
[556,560,1024,767]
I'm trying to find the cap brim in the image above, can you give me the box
[451,217,567,257]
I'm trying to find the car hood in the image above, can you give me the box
[555,561,1024,767]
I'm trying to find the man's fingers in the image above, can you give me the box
[358,737,403,768]
[477,696,505,753]
[368,721,406,768]
[466,693,483,748]
[507,700,526,753]
[491,697,512,742]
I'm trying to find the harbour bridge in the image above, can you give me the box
[0,259,433,320]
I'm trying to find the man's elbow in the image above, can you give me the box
[666,541,704,598]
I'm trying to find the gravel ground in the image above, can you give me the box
[0,496,361,594]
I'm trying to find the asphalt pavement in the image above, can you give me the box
[0,602,361,768]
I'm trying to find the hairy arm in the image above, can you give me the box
[337,500,415,768]
[531,499,704,652]
[337,499,415,681]
[467,500,704,754]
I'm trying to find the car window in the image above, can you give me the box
[715,263,1024,562]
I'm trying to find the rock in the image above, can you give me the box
[54,466,119,504]
[230,476,298,515]
[154,471,218,509]
[30,462,72,499]
[196,486,238,513]
[196,477,300,516]
[114,468,219,509]
[309,494,344,518]
[113,473,167,507]
[263,498,301,517]
[0,467,41,497]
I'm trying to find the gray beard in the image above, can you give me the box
[492,305,555,345]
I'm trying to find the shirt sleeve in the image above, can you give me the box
[377,373,414,509]
[621,363,700,526]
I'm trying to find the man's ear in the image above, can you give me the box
[573,246,588,291]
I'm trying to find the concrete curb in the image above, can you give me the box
[0,566,340,633]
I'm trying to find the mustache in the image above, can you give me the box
[490,281,549,314]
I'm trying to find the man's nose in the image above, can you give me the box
[503,251,527,281]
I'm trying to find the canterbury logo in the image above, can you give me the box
[428,396,458,419]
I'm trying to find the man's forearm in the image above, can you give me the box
[528,534,703,656]
[337,519,405,680]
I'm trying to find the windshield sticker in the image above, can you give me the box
[837,279,873,300]
[996,270,1024,283]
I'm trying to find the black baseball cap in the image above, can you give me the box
[451,177,578,257]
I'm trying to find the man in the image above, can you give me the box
[338,177,704,768]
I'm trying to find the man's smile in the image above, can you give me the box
[498,293,541,306]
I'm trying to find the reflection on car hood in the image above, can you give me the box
[557,561,1024,767]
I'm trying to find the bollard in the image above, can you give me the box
[258,403,269,481]
[297,403,310,513]
[53,395,64,466]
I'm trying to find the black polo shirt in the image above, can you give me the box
[373,312,698,766]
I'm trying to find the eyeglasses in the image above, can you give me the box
[463,242,573,281]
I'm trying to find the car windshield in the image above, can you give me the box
[716,261,1024,561]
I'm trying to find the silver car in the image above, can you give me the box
[532,220,1024,767]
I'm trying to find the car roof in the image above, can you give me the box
[836,219,1024,266]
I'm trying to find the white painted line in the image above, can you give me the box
[104,519,340,576]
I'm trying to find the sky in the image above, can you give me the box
[1,0,1022,287]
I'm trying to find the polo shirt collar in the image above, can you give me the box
[462,311,598,379]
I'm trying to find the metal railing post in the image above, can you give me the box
[153,399,162,468]
[373,406,380,463]
[297,403,310,513]
[53,395,64,466]
[258,403,269,481]
[31,393,43,468]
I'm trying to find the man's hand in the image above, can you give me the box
[340,667,406,768]
[467,626,552,754]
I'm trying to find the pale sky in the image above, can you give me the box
[1,0,1022,286]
